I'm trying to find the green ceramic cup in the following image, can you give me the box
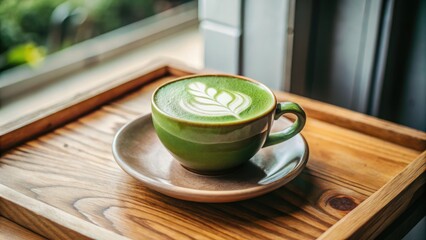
[151,74,306,175]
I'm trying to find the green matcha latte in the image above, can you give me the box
[151,74,306,173]
[154,76,275,123]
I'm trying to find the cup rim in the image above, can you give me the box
[151,74,277,126]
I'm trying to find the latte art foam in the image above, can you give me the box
[179,82,251,119]
[154,76,275,123]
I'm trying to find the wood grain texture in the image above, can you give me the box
[274,91,426,152]
[1,64,425,239]
[0,185,126,240]
[318,152,425,240]
[376,192,426,240]
[0,216,45,240]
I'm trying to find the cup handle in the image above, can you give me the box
[263,102,306,147]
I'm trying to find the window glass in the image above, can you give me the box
[0,0,192,73]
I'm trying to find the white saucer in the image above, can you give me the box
[112,114,309,203]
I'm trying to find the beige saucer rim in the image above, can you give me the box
[112,114,309,203]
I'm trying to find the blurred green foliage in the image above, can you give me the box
[0,0,189,71]
[7,42,46,67]
[0,0,56,50]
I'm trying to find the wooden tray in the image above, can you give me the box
[1,60,425,240]
[0,216,45,240]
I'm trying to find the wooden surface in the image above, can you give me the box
[0,60,169,152]
[318,152,425,239]
[0,216,45,240]
[1,64,425,239]
[376,193,426,240]
[274,92,426,152]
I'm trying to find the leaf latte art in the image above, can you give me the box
[179,82,252,119]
